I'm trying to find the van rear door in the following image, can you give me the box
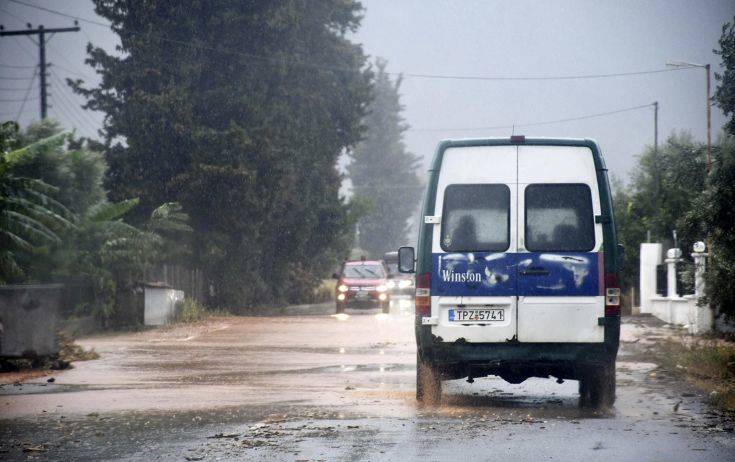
[431,145,518,343]
[516,145,605,343]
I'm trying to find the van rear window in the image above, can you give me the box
[525,184,594,252]
[441,184,510,252]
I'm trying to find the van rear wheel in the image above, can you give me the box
[579,362,616,408]
[416,355,442,405]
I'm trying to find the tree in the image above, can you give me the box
[715,17,735,136]
[3,120,192,323]
[0,124,74,282]
[612,132,707,291]
[348,60,422,258]
[72,0,373,307]
[682,136,735,319]
[681,18,735,320]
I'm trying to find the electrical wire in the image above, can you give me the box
[0,85,34,91]
[0,63,36,69]
[7,0,700,83]
[0,75,34,80]
[15,65,38,121]
[46,46,97,80]
[408,103,655,133]
[0,96,38,102]
[0,108,34,118]
[0,5,30,24]
[49,68,101,134]
[50,93,95,138]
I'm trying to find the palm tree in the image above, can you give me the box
[0,133,74,282]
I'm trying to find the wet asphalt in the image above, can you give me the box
[1,302,734,461]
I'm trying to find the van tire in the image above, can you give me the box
[416,355,442,405]
[579,362,616,408]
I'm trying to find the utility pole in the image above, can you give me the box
[705,63,711,173]
[653,101,658,156]
[666,60,712,174]
[0,23,80,119]
[653,101,659,201]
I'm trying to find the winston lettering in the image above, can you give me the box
[441,270,482,283]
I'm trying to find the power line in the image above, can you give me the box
[8,0,110,27]
[0,75,34,80]
[46,43,97,79]
[0,96,38,102]
[409,103,655,133]
[0,5,30,24]
[49,68,101,134]
[0,63,36,69]
[50,92,95,138]
[15,65,38,121]
[0,108,34,118]
[1,24,81,119]
[0,85,35,91]
[7,0,700,83]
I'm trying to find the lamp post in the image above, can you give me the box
[666,60,712,173]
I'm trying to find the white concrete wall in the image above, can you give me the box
[639,243,662,314]
[144,288,185,326]
[649,296,712,334]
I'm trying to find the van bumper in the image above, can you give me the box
[415,317,620,382]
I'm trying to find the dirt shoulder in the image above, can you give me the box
[621,315,735,416]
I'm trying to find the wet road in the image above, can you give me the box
[1,304,734,461]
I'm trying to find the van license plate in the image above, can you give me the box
[449,308,505,322]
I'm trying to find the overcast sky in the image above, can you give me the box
[1,0,734,181]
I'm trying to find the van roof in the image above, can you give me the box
[431,137,606,171]
[440,136,598,145]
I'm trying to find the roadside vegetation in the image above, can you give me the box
[0,120,192,326]
[173,298,231,323]
[657,338,735,414]
[614,17,735,324]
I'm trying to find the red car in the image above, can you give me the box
[334,260,391,314]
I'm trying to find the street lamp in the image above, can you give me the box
[666,60,712,173]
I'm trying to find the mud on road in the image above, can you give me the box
[1,308,734,461]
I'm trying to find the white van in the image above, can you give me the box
[398,136,621,408]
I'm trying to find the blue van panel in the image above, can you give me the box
[432,252,518,297]
[431,252,602,297]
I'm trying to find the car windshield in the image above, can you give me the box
[343,264,385,279]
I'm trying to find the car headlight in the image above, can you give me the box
[376,284,388,292]
[398,279,413,289]
[338,284,348,292]
[386,280,396,289]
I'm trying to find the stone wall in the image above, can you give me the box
[0,284,63,357]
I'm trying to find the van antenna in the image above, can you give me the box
[511,124,515,136]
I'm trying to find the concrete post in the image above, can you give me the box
[691,241,708,298]
[665,248,682,299]
[639,243,663,313]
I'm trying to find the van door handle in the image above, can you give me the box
[520,267,550,276]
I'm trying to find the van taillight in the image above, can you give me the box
[415,273,431,316]
[605,273,620,316]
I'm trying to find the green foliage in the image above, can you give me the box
[0,123,75,282]
[682,136,735,318]
[2,120,192,322]
[677,20,735,319]
[612,133,707,290]
[715,17,735,136]
[175,297,204,323]
[348,59,423,257]
[73,0,373,307]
